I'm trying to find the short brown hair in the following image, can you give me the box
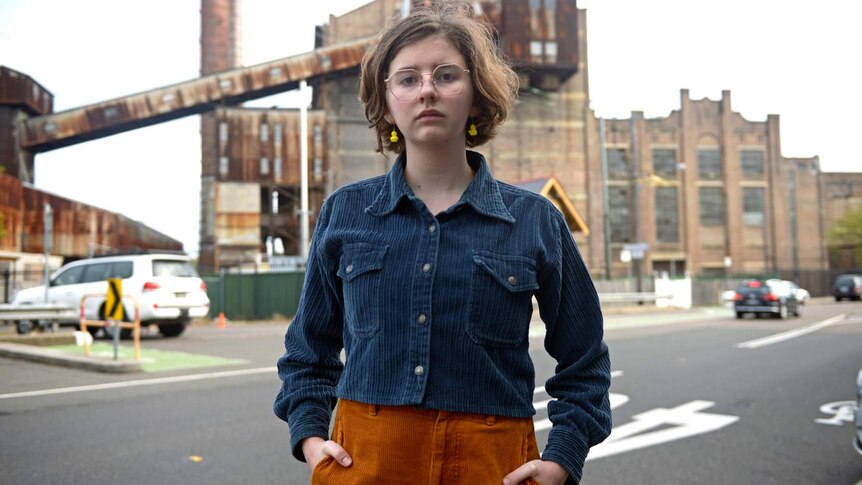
[359,2,520,154]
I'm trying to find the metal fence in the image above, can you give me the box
[203,271,306,321]
[1,269,47,303]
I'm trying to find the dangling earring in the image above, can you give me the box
[390,127,399,143]
[468,120,478,137]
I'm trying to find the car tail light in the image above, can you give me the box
[765,292,778,302]
[746,281,762,288]
[200,281,207,292]
[143,282,161,292]
[733,292,743,301]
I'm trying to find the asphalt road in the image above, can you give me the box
[1,300,861,484]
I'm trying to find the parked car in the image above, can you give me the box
[11,251,210,337]
[832,274,862,301]
[766,278,810,305]
[855,369,862,456]
[733,279,801,319]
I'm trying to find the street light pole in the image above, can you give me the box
[600,118,612,280]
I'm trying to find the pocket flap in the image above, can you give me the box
[472,251,539,292]
[338,243,388,282]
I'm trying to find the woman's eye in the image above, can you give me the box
[398,74,418,86]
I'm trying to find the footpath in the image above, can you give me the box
[0,304,737,374]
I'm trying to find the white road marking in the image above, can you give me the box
[585,400,739,461]
[0,366,277,400]
[735,314,846,349]
[814,400,856,426]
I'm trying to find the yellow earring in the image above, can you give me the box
[468,122,478,137]
[390,128,399,143]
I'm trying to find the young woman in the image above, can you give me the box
[274,3,611,484]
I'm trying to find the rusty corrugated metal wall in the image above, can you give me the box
[0,66,53,183]
[0,172,181,256]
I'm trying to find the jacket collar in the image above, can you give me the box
[365,150,515,223]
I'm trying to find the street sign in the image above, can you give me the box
[623,242,649,260]
[106,278,123,321]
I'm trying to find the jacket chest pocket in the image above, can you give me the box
[337,243,388,338]
[467,251,539,347]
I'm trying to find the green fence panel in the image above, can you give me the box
[203,272,305,321]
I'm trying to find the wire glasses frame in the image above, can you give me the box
[384,63,471,101]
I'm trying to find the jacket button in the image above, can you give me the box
[414,365,424,376]
[422,263,431,273]
[346,264,353,273]
[508,276,517,285]
[418,314,427,324]
[428,224,436,233]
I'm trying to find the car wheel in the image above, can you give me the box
[778,304,788,320]
[158,322,187,338]
[735,312,744,319]
[794,303,802,317]
[16,320,36,334]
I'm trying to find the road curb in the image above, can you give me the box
[0,343,141,373]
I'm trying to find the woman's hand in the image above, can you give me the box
[301,437,353,471]
[503,459,569,485]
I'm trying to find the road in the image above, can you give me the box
[1,301,861,484]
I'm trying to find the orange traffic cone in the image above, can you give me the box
[217,312,226,329]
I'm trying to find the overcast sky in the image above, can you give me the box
[1,0,859,255]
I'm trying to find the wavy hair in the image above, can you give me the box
[358,2,520,154]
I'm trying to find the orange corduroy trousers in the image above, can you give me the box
[311,399,542,485]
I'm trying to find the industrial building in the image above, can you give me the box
[1,0,859,298]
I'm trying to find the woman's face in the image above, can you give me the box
[384,34,477,149]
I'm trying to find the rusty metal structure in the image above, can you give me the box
[1,0,581,274]
[0,68,182,266]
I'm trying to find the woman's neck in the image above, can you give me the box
[402,141,475,214]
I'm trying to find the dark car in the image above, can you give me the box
[832,274,862,301]
[855,369,862,456]
[733,280,801,319]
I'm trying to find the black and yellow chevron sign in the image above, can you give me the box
[106,278,123,321]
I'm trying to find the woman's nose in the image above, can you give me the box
[417,74,438,100]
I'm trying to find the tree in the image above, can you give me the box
[828,205,862,264]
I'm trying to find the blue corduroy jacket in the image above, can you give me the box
[274,151,611,483]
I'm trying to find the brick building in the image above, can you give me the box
[194,0,858,293]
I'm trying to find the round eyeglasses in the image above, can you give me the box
[384,64,471,101]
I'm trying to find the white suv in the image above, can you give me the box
[12,252,210,338]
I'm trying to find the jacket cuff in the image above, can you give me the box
[288,406,333,462]
[541,426,589,484]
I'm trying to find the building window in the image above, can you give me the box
[260,124,269,142]
[743,187,765,226]
[699,187,724,226]
[697,148,722,180]
[652,148,677,178]
[740,150,764,175]
[260,157,269,176]
[274,157,283,181]
[609,186,630,242]
[607,148,629,180]
[530,41,543,58]
[218,122,229,143]
[219,156,229,177]
[655,187,679,243]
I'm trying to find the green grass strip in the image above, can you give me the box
[51,343,247,373]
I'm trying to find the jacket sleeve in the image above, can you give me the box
[534,207,612,484]
[273,198,345,463]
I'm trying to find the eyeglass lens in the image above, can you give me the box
[387,64,468,100]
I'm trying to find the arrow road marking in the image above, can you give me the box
[585,400,739,461]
